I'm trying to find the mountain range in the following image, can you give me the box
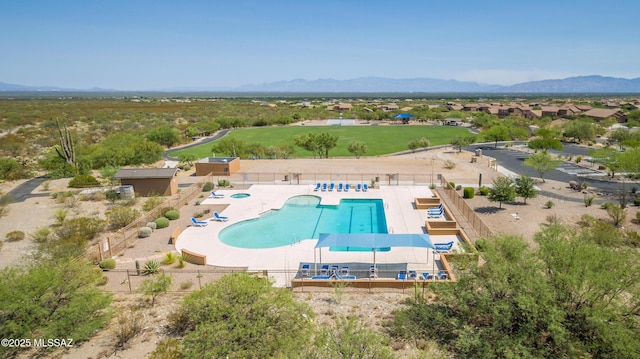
[2,75,640,93]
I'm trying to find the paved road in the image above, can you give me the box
[164,129,230,160]
[5,176,49,203]
[465,142,626,193]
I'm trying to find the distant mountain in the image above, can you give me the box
[237,76,501,92]
[496,75,640,93]
[2,75,640,93]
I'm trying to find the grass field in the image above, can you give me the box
[171,125,475,158]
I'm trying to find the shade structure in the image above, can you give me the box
[393,113,415,119]
[315,233,434,275]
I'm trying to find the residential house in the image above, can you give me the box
[583,108,626,122]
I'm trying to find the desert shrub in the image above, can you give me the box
[99,258,116,270]
[456,185,462,190]
[545,200,555,209]
[637,211,640,223]
[106,189,119,203]
[139,227,153,238]
[623,230,640,247]
[217,179,230,187]
[30,227,52,243]
[165,210,180,220]
[180,281,193,290]
[55,217,106,243]
[598,165,606,170]
[112,308,144,348]
[6,230,25,242]
[463,187,475,199]
[202,182,215,192]
[601,202,615,210]
[146,221,158,230]
[164,252,178,265]
[106,206,140,230]
[160,206,175,217]
[448,181,456,189]
[68,174,100,188]
[584,195,595,207]
[53,208,68,225]
[546,214,561,225]
[176,255,186,268]
[478,186,490,196]
[149,338,183,359]
[576,155,583,163]
[142,260,161,276]
[0,240,3,251]
[633,197,640,206]
[443,160,456,169]
[143,196,165,212]
[182,164,191,171]
[155,217,170,229]
[606,204,627,227]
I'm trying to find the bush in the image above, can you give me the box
[155,217,170,229]
[160,206,175,217]
[139,227,153,238]
[164,252,178,265]
[106,206,140,230]
[202,182,215,192]
[545,200,555,209]
[443,160,456,169]
[6,230,25,242]
[165,210,180,220]
[598,165,607,170]
[146,221,158,230]
[217,179,231,187]
[478,186,490,196]
[584,195,595,207]
[142,260,161,276]
[637,211,640,223]
[99,258,116,270]
[448,181,456,189]
[31,227,52,243]
[55,217,106,244]
[143,196,165,212]
[106,189,119,203]
[68,174,99,188]
[463,187,475,199]
[634,197,640,206]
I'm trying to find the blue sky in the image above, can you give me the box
[1,0,639,90]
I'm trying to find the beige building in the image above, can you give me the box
[195,157,240,176]
[114,168,179,197]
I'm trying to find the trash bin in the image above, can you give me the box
[475,148,482,156]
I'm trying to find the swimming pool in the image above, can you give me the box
[219,195,388,249]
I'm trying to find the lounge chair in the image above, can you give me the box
[212,212,229,222]
[344,183,350,192]
[209,191,224,199]
[331,265,339,275]
[321,183,328,192]
[363,183,369,192]
[311,275,332,280]
[340,266,350,276]
[320,264,330,275]
[428,204,443,212]
[420,272,434,280]
[356,183,362,192]
[434,241,454,251]
[438,271,448,280]
[313,183,321,191]
[408,270,417,280]
[337,183,343,192]
[369,265,378,278]
[427,209,444,218]
[329,183,335,191]
[397,270,407,280]
[300,264,310,277]
[191,217,208,227]
[338,275,356,280]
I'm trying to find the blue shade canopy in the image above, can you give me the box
[393,113,415,119]
[316,233,433,249]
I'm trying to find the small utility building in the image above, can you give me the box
[114,168,179,197]
[195,157,240,176]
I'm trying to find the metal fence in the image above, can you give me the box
[203,172,439,187]
[439,175,494,238]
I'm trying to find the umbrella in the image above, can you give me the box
[393,113,415,119]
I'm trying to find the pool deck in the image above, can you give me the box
[175,184,460,286]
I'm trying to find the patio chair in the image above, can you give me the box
[438,271,448,280]
[209,191,224,199]
[320,264,330,275]
[434,241,454,251]
[321,183,328,192]
[428,204,443,212]
[344,183,350,192]
[427,209,444,218]
[396,270,408,280]
[329,183,335,191]
[363,183,369,192]
[313,183,321,191]
[300,264,310,277]
[331,265,339,275]
[356,183,362,192]
[337,183,343,192]
[420,272,434,280]
[191,217,208,227]
[408,270,417,280]
[340,266,350,276]
[212,212,229,222]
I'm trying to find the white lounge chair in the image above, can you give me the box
[212,212,229,222]
[209,191,224,199]
[191,217,208,227]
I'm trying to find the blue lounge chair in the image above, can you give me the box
[345,183,350,192]
[363,183,369,192]
[331,265,339,275]
[337,183,343,192]
[340,266,350,276]
[397,270,407,280]
[420,272,434,280]
[356,183,362,192]
[438,271,448,280]
[338,275,356,280]
[434,241,454,251]
[321,183,328,192]
[320,264,330,275]
[313,183,321,191]
[311,275,332,280]
[209,191,224,199]
[408,270,417,280]
[300,264,310,277]
[213,212,229,222]
[428,209,444,218]
[329,183,335,191]
[428,204,443,212]
[191,217,208,227]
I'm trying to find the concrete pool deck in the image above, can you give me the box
[175,184,461,286]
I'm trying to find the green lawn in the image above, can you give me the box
[171,125,475,158]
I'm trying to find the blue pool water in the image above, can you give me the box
[230,193,251,198]
[219,195,388,250]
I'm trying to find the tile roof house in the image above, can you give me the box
[114,168,179,197]
[583,108,626,122]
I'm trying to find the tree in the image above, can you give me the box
[294,132,339,159]
[483,125,510,148]
[211,137,247,158]
[139,273,172,307]
[605,204,627,227]
[146,126,181,148]
[172,272,314,358]
[347,140,368,158]
[177,153,198,165]
[564,120,595,143]
[514,174,537,204]
[523,152,563,183]
[528,128,564,151]
[407,139,421,152]
[487,176,516,208]
[450,135,476,153]
[308,316,395,359]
